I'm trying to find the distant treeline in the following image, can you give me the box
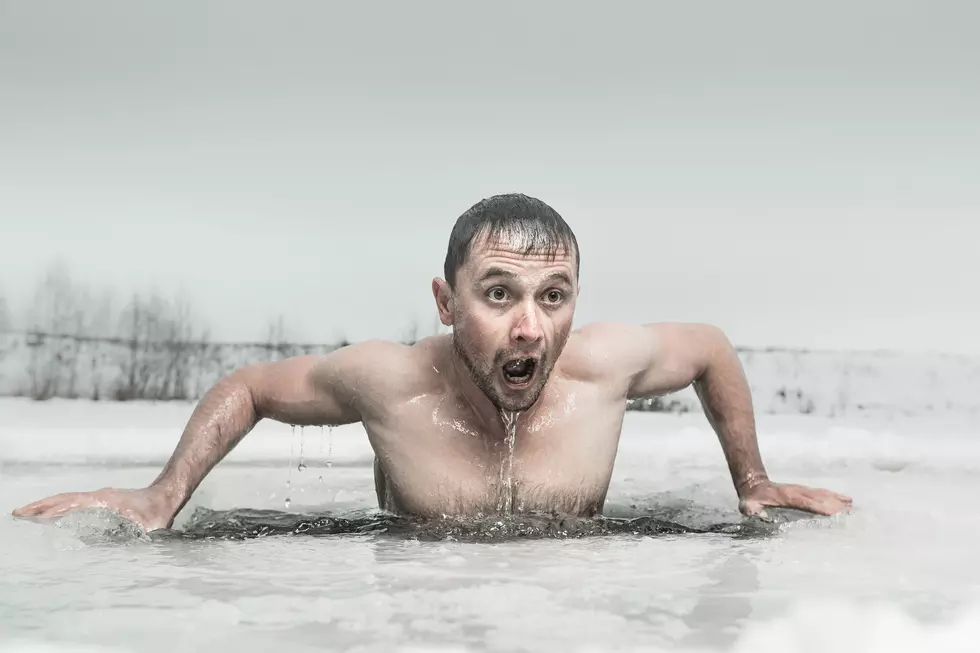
[4,261,979,419]
[0,260,686,410]
[0,328,338,402]
[0,260,363,402]
[0,328,686,411]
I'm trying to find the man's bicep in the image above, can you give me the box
[238,343,389,426]
[624,323,722,399]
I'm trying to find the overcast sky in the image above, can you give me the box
[1,1,977,354]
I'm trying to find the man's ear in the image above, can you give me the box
[432,278,455,326]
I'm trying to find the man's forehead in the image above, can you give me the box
[467,231,575,264]
[466,238,575,273]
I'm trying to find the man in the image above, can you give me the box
[13,194,852,531]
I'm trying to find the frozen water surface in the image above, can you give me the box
[2,398,980,652]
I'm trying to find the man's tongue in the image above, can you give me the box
[503,358,534,382]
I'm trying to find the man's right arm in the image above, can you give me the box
[148,346,369,521]
[12,340,402,530]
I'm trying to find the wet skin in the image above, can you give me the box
[12,235,853,530]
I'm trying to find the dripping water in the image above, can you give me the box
[285,425,294,509]
[498,410,520,514]
[298,426,307,472]
[318,425,334,483]
[318,425,324,483]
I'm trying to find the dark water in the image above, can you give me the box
[150,505,784,543]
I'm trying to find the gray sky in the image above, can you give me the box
[1,1,978,353]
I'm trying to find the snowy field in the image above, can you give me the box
[2,398,980,652]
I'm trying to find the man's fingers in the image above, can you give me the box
[798,490,852,516]
[12,493,72,517]
[12,493,99,519]
[738,498,771,520]
[752,486,853,517]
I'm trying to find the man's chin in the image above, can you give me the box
[492,381,545,412]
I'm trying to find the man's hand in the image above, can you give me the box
[738,480,853,518]
[12,486,178,532]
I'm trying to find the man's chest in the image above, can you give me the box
[369,391,628,517]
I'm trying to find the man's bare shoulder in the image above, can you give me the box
[316,335,443,384]
[558,322,655,384]
[558,320,730,398]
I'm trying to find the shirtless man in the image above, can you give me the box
[13,193,852,531]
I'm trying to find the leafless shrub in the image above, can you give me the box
[264,315,289,361]
[626,396,691,413]
[113,290,207,401]
[0,291,11,390]
[24,260,90,400]
[0,293,10,332]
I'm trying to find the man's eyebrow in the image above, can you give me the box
[545,271,574,286]
[477,267,517,282]
[476,268,573,285]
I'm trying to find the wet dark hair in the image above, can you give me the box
[443,193,580,288]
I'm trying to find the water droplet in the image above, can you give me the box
[286,480,291,489]
[284,497,291,508]
[298,463,306,472]
[287,424,295,489]
[298,426,306,472]
[317,475,323,483]
[326,461,333,468]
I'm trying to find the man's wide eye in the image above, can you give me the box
[488,288,507,301]
[545,290,563,303]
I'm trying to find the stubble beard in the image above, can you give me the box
[452,328,549,413]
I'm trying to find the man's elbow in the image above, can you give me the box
[686,323,738,378]
[701,323,735,351]
[205,364,265,416]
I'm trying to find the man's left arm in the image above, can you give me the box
[617,322,852,518]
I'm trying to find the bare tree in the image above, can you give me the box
[0,290,12,392]
[0,292,10,332]
[264,314,286,360]
[401,320,419,345]
[84,289,116,400]
[114,289,207,401]
[25,260,88,400]
[160,290,198,400]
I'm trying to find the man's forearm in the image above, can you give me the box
[692,333,769,495]
[149,373,260,515]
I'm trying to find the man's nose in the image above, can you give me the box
[511,303,543,343]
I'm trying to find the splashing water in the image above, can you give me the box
[165,506,767,542]
[498,410,520,514]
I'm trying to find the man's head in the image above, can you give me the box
[433,193,580,412]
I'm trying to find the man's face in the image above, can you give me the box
[436,233,578,412]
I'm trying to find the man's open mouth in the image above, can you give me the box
[501,357,538,387]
